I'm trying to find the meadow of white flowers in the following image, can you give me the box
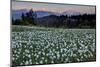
[11,26,96,66]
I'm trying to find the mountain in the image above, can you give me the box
[35,11,60,18]
[62,11,80,16]
[37,15,59,26]
[12,10,60,20]
[12,9,28,20]
[12,9,81,20]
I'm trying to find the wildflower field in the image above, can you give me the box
[11,26,96,66]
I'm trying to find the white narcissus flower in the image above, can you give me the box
[40,60,43,64]
[45,59,47,62]
[12,26,95,65]
[25,61,29,65]
[28,54,31,58]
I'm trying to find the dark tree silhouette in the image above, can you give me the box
[25,9,37,25]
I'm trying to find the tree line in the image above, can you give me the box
[12,9,96,29]
[12,9,37,25]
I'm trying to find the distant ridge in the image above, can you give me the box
[12,9,94,20]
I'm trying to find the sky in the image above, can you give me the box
[12,1,96,14]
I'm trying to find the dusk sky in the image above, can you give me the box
[12,1,96,14]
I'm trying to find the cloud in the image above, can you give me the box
[12,1,96,14]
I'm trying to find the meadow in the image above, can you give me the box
[11,25,96,66]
